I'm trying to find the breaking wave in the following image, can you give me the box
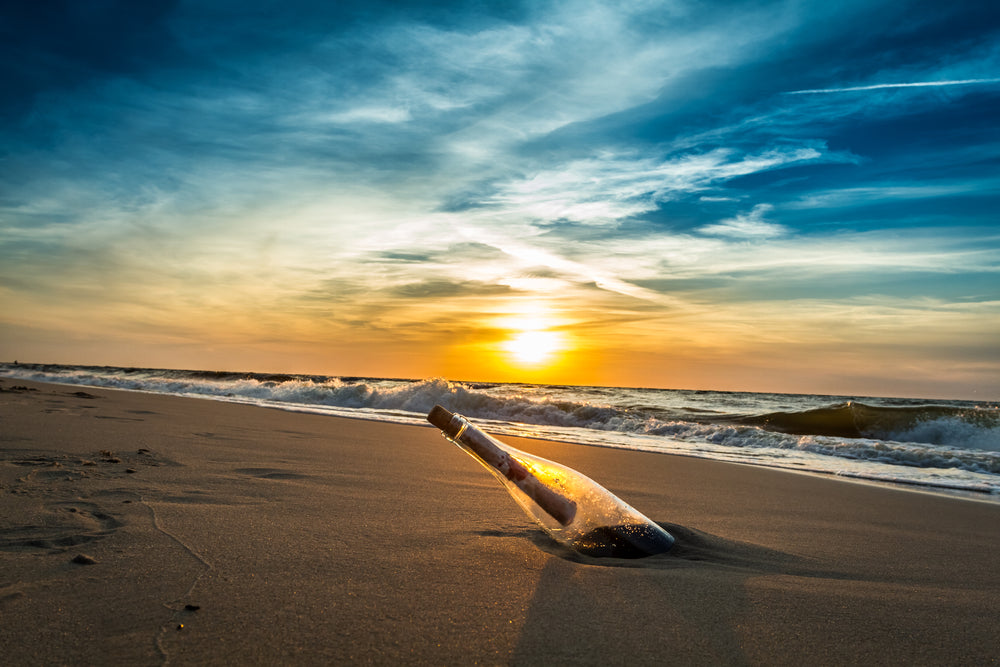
[3,363,997,494]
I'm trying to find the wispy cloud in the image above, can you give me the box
[478,146,829,226]
[697,204,786,238]
[785,180,1000,209]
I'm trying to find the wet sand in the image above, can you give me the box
[1,378,998,665]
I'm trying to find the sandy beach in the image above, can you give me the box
[1,378,998,665]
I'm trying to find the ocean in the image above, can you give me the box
[3,362,998,502]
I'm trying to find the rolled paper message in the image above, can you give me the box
[428,405,578,525]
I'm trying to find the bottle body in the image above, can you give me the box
[428,405,674,558]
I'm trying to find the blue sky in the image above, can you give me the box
[1,0,998,398]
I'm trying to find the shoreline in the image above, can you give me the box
[2,378,999,664]
[4,375,996,506]
[4,361,996,403]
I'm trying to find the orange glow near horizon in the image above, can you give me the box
[504,330,563,365]
[489,300,572,374]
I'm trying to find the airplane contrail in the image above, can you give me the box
[786,78,1000,94]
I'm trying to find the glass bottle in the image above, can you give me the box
[428,405,674,558]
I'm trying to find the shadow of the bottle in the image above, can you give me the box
[474,520,850,582]
[478,520,851,662]
[516,521,812,574]
[505,521,767,664]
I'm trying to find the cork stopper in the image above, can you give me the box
[427,404,457,434]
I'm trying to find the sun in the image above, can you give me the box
[504,330,562,365]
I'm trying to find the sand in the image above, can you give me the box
[1,378,998,665]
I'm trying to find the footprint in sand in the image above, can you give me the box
[0,448,179,553]
[0,500,123,552]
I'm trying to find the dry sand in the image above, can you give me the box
[1,378,998,665]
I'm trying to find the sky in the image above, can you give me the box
[1,0,999,399]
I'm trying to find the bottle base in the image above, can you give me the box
[571,523,675,559]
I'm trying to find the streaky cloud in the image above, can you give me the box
[785,78,1000,95]
[479,145,831,226]
[387,280,513,299]
[785,179,1000,210]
